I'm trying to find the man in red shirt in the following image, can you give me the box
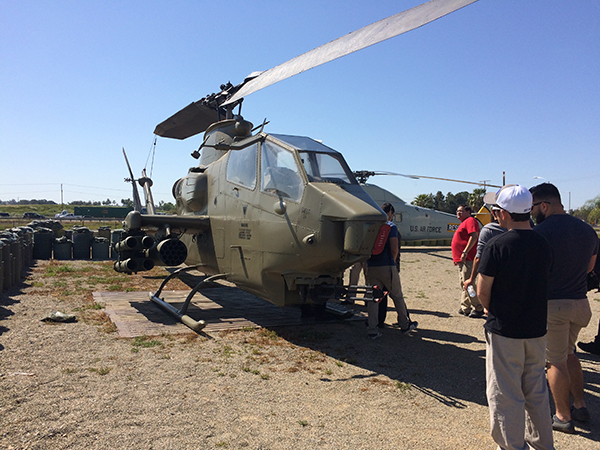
[451,204,483,317]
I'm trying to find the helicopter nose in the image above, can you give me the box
[343,220,383,256]
[310,184,387,259]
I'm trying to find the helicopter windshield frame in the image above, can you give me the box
[268,134,357,186]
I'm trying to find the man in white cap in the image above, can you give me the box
[530,182,598,434]
[477,185,554,450]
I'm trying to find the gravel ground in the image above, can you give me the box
[1,248,599,450]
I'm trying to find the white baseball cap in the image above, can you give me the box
[483,184,516,205]
[495,185,533,214]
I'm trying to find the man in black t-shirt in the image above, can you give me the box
[477,185,554,450]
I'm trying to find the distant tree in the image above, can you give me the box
[411,194,434,209]
[102,198,112,206]
[412,189,481,213]
[583,195,600,225]
[433,191,446,211]
[445,191,469,214]
[121,198,134,208]
[572,207,591,221]
[158,201,176,213]
[468,188,486,212]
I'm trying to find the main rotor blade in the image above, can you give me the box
[223,0,478,106]
[354,170,501,188]
[153,102,222,140]
[402,174,502,189]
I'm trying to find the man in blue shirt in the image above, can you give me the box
[366,203,417,339]
[530,182,599,434]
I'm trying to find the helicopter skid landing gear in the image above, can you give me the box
[149,265,227,333]
[299,284,386,320]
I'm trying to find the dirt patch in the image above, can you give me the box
[1,251,599,449]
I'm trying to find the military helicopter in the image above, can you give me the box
[113,0,480,331]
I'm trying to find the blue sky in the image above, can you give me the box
[1,0,598,210]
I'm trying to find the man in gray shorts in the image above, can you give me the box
[530,182,599,434]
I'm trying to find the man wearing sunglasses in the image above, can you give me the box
[530,182,599,434]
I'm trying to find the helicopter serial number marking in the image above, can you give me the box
[447,224,460,232]
[239,223,252,239]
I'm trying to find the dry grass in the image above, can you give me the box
[1,253,600,449]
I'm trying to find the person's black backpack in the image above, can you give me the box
[588,236,600,292]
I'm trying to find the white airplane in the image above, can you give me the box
[361,184,456,244]
[355,172,502,244]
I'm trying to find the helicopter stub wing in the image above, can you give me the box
[223,0,478,106]
[134,213,211,234]
[154,101,223,140]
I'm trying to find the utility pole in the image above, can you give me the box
[61,184,64,208]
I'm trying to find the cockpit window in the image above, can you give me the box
[298,151,354,185]
[227,143,257,189]
[261,141,304,202]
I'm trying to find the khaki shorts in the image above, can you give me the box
[546,298,592,364]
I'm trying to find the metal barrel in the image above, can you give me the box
[1,239,11,290]
[32,229,53,260]
[97,226,111,241]
[53,237,73,260]
[91,238,110,261]
[72,227,92,260]
[0,241,4,294]
[10,240,21,285]
[110,229,127,260]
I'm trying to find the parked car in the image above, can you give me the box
[0,212,10,217]
[23,212,45,219]
[55,210,84,219]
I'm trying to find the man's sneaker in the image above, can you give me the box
[571,406,591,422]
[458,309,470,316]
[552,415,575,434]
[469,310,485,318]
[401,321,418,334]
[577,341,600,356]
[368,332,382,340]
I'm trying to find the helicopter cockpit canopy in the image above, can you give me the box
[226,132,358,204]
[261,140,305,203]
[270,134,356,186]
